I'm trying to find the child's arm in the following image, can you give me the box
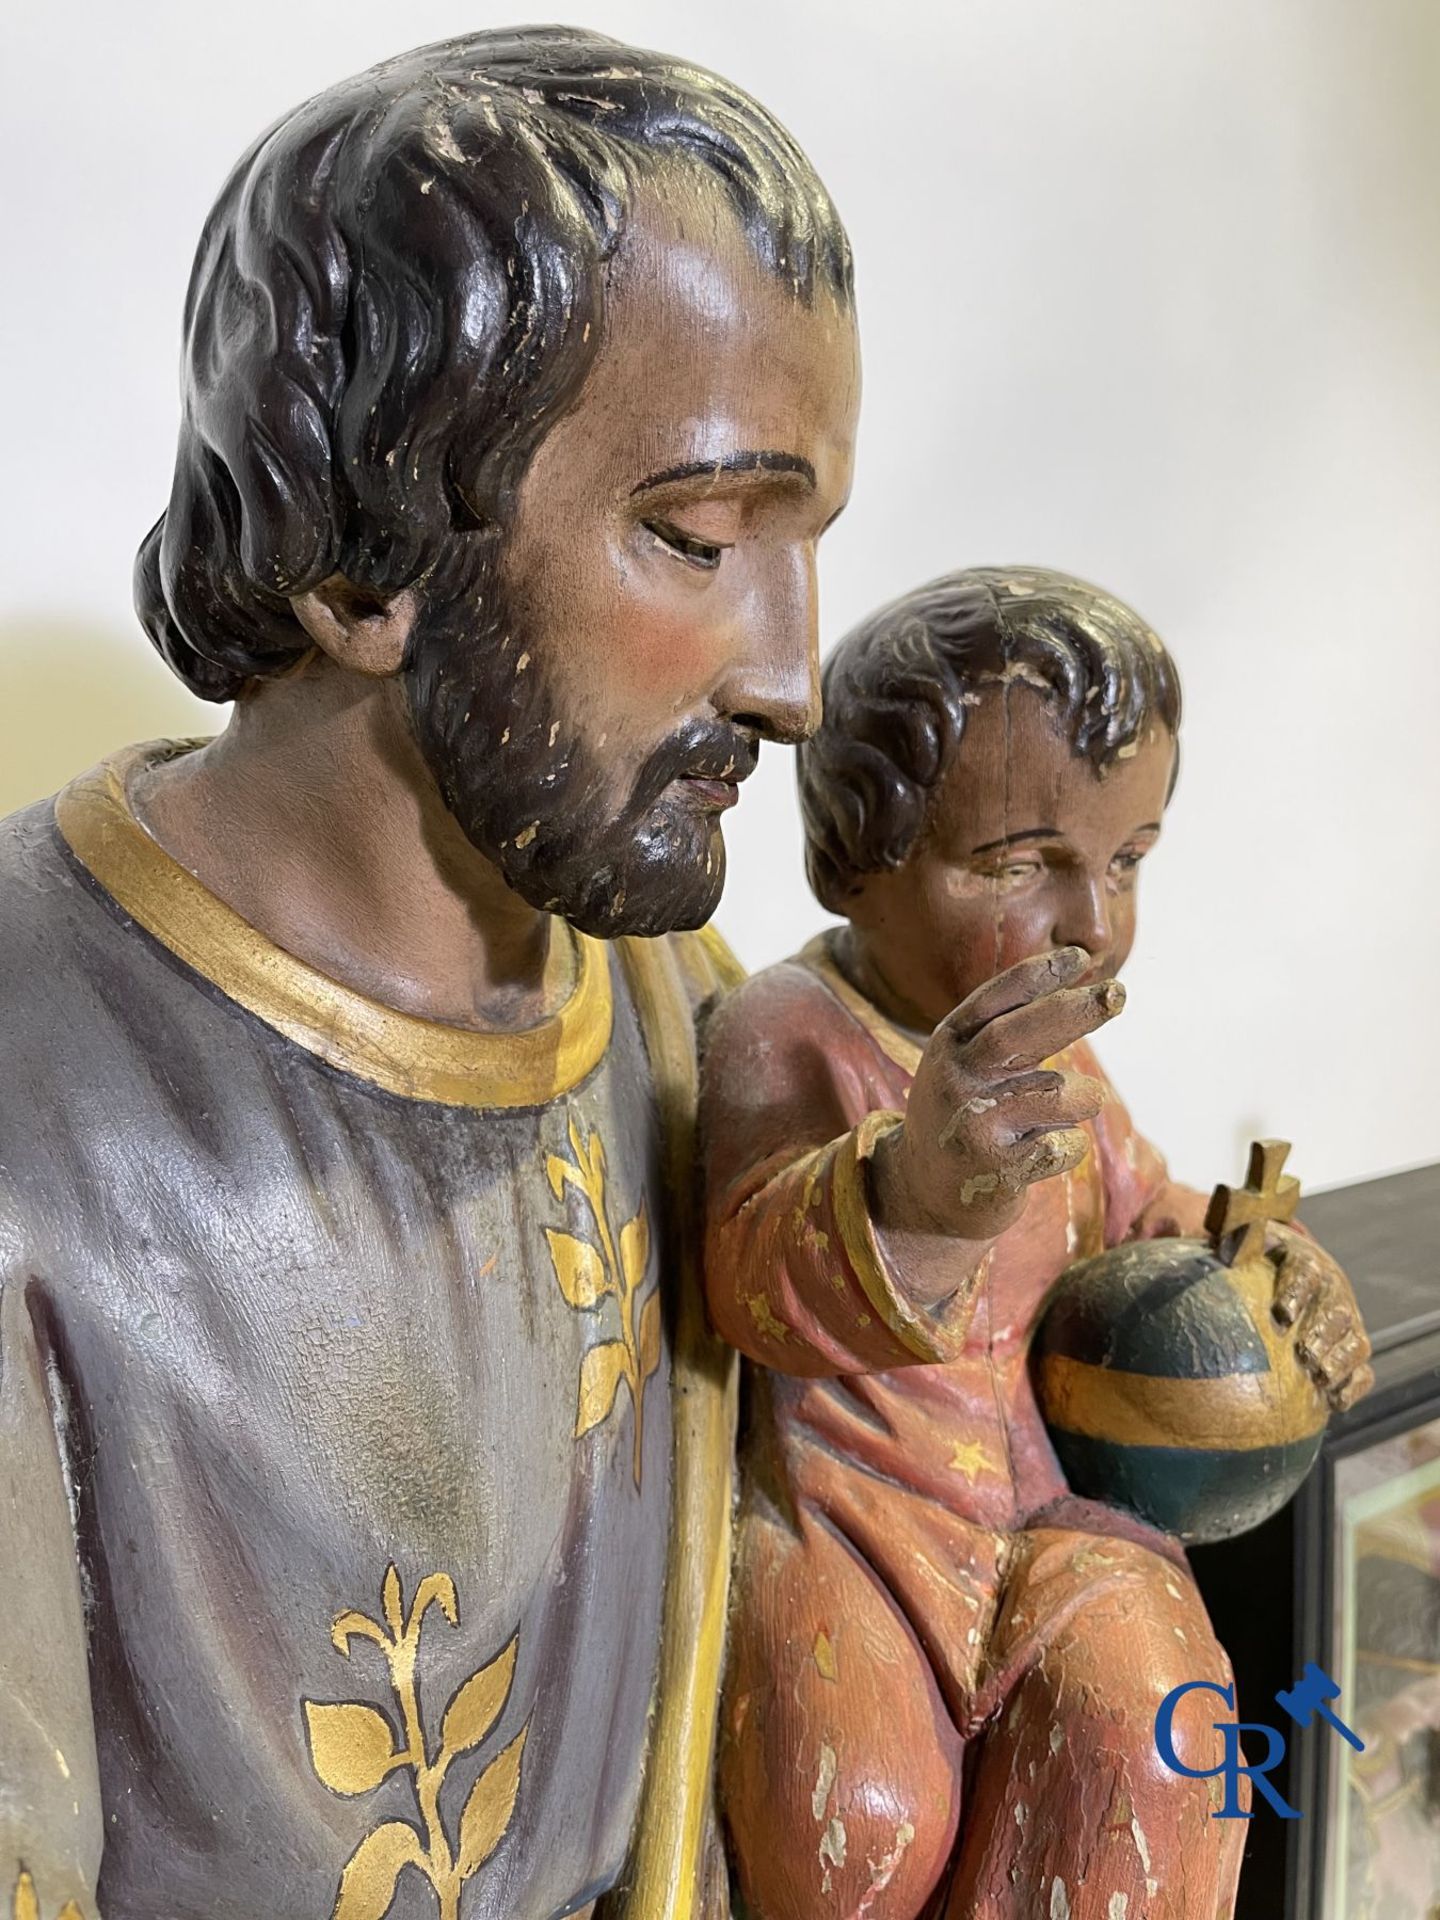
[702,949,1122,1378]
[701,967,978,1376]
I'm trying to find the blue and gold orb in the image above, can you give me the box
[1032,1235,1329,1544]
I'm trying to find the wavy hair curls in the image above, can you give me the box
[798,567,1182,911]
[136,27,854,701]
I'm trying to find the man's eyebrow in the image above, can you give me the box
[968,827,1063,855]
[630,450,817,496]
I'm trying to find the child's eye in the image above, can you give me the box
[978,858,1043,889]
[643,518,728,572]
[1109,848,1148,882]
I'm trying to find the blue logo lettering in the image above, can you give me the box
[1153,1665,1361,1819]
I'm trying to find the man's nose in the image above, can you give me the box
[715,550,822,746]
[1054,874,1111,957]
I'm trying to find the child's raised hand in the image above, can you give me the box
[873,945,1123,1250]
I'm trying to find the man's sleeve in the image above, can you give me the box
[0,1276,103,1917]
[700,969,975,1378]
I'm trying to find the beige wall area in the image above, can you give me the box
[3,0,1439,1193]
[0,621,214,822]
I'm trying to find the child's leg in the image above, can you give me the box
[943,1529,1246,1919]
[720,1496,966,1920]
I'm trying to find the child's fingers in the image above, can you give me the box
[934,1126,1090,1192]
[936,1075,1096,1179]
[990,1071,1107,1142]
[957,980,1125,1077]
[1330,1363,1374,1413]
[939,947,1089,1047]
[1295,1302,1358,1371]
[1008,1127,1092,1188]
[1311,1327,1371,1393]
[933,1068,1065,1148]
[1270,1243,1323,1326]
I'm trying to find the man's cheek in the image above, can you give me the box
[606,589,727,701]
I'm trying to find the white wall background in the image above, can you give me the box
[3,0,1437,1193]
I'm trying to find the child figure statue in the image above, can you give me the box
[700,568,1373,1920]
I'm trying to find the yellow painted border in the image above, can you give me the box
[1037,1349,1328,1451]
[799,933,924,1076]
[606,934,738,1920]
[54,744,612,1110]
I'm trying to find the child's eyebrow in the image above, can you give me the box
[969,827,1062,855]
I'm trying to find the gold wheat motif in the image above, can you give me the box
[9,1872,82,1920]
[545,1114,661,1487]
[303,1566,528,1920]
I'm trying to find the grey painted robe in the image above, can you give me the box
[0,747,737,1920]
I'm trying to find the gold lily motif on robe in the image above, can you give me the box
[545,1114,661,1487]
[10,1873,82,1920]
[304,1566,528,1920]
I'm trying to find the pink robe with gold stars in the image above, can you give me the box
[701,934,1245,1920]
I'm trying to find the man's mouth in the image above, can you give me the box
[635,721,758,816]
[674,773,742,812]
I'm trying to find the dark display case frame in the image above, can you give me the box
[1192,1162,1440,1920]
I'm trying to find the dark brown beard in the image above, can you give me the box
[400,554,755,937]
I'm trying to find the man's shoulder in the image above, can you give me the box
[0,786,149,1044]
[0,793,91,964]
[0,794,120,1242]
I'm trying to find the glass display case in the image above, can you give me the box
[1192,1162,1440,1920]
[1326,1414,1440,1916]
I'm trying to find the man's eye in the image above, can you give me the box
[643,518,727,571]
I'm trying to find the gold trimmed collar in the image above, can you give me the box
[799,931,924,1077]
[55,743,614,1110]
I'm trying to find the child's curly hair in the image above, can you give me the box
[799,566,1181,911]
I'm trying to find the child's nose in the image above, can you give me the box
[1052,874,1111,958]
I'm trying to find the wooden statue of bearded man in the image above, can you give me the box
[0,31,859,1920]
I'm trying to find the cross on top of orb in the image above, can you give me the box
[1204,1139,1301,1267]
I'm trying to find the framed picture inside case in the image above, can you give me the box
[1320,1412,1440,1916]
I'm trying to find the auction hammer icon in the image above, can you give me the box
[1275,1662,1365,1752]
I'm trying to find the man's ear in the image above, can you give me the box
[289,574,419,677]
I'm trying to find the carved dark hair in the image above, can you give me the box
[798,566,1182,910]
[136,28,853,701]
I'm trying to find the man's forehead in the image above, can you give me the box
[601,168,855,364]
[604,164,771,293]
[577,175,858,495]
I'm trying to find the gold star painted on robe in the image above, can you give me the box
[948,1439,996,1483]
[744,1293,790,1346]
